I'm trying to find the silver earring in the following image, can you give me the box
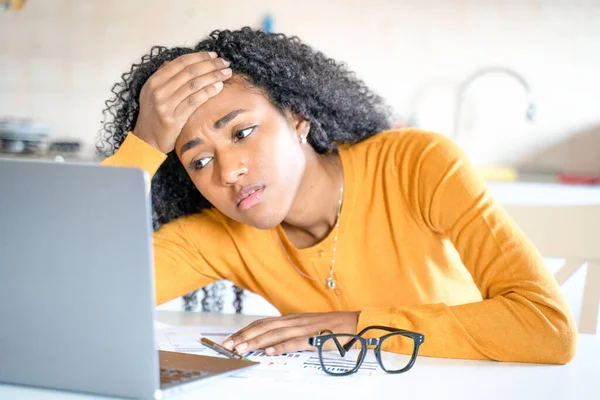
[300,136,307,144]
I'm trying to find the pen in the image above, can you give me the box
[200,337,251,361]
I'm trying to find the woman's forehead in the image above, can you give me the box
[177,78,277,145]
[185,78,271,128]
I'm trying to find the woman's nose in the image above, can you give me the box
[218,154,248,185]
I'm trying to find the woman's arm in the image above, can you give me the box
[101,132,167,178]
[358,131,577,364]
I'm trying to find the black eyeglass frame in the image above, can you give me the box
[307,325,425,376]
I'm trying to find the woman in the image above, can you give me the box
[99,27,576,364]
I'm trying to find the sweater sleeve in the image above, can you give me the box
[100,133,239,305]
[357,131,577,364]
[101,132,167,178]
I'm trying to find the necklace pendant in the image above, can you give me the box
[327,277,336,289]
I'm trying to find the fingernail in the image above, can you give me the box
[222,59,231,67]
[222,340,233,350]
[236,343,248,352]
[265,347,275,355]
[213,81,223,89]
[208,51,218,58]
[221,68,232,76]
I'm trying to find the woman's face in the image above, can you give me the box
[175,77,309,229]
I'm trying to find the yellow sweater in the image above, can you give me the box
[102,128,576,364]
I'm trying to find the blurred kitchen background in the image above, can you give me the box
[1,0,599,182]
[1,0,599,320]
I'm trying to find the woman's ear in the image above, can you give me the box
[296,119,310,138]
[286,110,311,143]
[288,112,310,137]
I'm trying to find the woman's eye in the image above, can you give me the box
[234,126,255,142]
[193,157,212,170]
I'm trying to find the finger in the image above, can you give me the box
[265,336,316,356]
[223,317,282,349]
[141,53,219,104]
[150,57,227,105]
[222,317,295,350]
[221,318,271,349]
[164,58,231,118]
[157,61,169,71]
[151,51,218,87]
[236,325,313,353]
[165,57,230,93]
[171,68,232,118]
[172,81,223,123]
[226,313,306,343]
[235,314,338,354]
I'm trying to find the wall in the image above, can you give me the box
[1,0,599,166]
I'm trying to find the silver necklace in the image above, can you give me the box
[276,157,344,290]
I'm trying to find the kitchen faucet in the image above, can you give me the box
[452,66,536,140]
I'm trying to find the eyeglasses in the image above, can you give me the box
[307,325,425,376]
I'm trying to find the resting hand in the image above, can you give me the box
[222,311,360,356]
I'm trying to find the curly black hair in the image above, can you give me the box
[97,26,391,231]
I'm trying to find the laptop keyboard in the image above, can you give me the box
[160,367,211,389]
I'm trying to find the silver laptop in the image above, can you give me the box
[0,158,257,399]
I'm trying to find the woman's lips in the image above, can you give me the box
[237,186,265,210]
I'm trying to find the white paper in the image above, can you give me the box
[155,324,236,355]
[154,322,386,383]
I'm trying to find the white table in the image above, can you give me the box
[1,310,598,400]
[486,181,600,205]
